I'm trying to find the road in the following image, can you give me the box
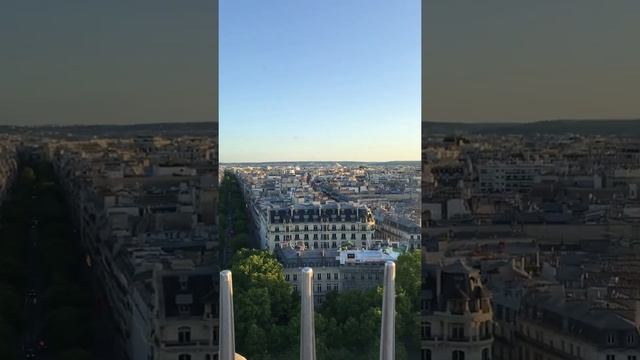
[220,174,263,268]
[21,217,50,359]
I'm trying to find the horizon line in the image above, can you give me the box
[423,118,640,124]
[220,160,420,164]
[0,120,217,128]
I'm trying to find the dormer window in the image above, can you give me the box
[178,326,191,343]
[178,305,190,315]
[607,333,616,344]
[627,334,636,345]
[179,276,188,290]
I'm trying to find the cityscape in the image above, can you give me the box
[1,124,219,360]
[216,161,421,359]
[3,0,640,360]
[421,120,640,360]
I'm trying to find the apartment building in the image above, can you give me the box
[266,203,375,252]
[277,246,399,304]
[50,137,219,359]
[0,138,18,204]
[422,259,494,360]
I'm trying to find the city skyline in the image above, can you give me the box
[424,0,640,123]
[219,0,421,163]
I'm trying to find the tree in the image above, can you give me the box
[230,233,251,252]
[20,167,36,186]
[45,306,92,351]
[395,250,421,309]
[0,318,16,359]
[394,250,421,358]
[58,348,92,360]
[231,249,295,358]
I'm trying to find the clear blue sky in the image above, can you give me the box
[220,0,421,163]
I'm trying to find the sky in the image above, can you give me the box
[219,0,421,163]
[424,0,640,123]
[0,1,217,125]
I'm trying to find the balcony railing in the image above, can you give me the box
[218,261,397,360]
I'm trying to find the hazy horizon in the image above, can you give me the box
[423,118,640,124]
[221,159,420,164]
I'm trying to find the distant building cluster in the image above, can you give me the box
[423,134,640,225]
[23,135,220,360]
[0,136,18,204]
[422,133,640,360]
[225,163,420,304]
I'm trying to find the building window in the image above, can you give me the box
[213,326,218,343]
[482,348,489,360]
[628,356,637,360]
[178,327,191,343]
[607,333,616,344]
[606,355,615,360]
[334,273,338,280]
[451,324,464,340]
[452,350,465,360]
[317,273,321,280]
[317,284,322,293]
[351,234,356,240]
[628,334,636,345]
[333,284,338,291]
[275,235,280,241]
[179,276,188,290]
[285,274,290,281]
[178,355,191,360]
[178,305,190,315]
[421,322,431,339]
[293,274,297,281]
[421,349,431,360]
